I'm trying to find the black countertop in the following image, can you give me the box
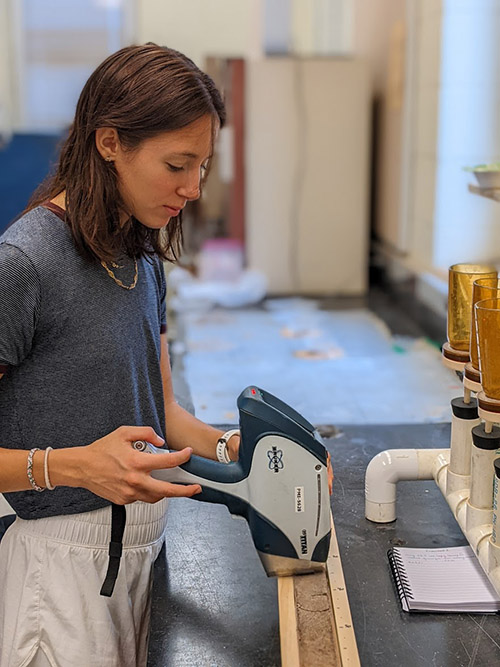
[148,421,500,666]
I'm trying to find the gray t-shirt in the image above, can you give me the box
[0,206,167,519]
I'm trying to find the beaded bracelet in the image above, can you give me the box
[27,448,44,492]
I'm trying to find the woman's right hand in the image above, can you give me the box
[50,426,202,504]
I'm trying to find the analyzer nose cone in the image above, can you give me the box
[257,552,326,578]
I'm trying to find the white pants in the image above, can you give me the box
[0,499,168,667]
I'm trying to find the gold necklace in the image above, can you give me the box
[100,258,138,290]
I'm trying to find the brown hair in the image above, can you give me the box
[26,43,226,263]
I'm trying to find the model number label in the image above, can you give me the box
[295,486,305,513]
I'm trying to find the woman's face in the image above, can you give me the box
[112,114,214,229]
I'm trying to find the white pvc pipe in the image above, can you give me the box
[434,452,490,547]
[488,476,500,590]
[470,446,497,510]
[492,475,500,546]
[365,446,500,596]
[449,411,480,477]
[488,545,500,593]
[365,449,448,523]
[433,452,498,592]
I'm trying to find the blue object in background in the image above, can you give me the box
[0,133,62,234]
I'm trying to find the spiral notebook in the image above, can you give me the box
[387,546,500,613]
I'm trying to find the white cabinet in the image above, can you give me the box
[245,58,370,295]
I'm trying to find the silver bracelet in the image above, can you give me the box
[44,447,55,490]
[216,429,240,464]
[27,448,44,492]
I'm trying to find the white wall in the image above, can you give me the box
[433,0,500,270]
[137,0,264,66]
[291,0,352,56]
[405,0,442,276]
[351,0,500,304]
[405,0,500,286]
[8,0,132,132]
[137,0,352,66]
[0,0,15,141]
[352,0,403,95]
[352,0,406,253]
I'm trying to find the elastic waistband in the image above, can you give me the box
[12,499,169,549]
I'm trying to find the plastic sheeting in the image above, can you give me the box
[180,299,461,426]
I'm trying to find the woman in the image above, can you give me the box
[0,43,238,667]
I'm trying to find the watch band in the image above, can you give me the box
[216,429,240,464]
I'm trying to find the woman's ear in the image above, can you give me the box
[95,127,120,161]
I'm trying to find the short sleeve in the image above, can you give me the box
[0,243,41,368]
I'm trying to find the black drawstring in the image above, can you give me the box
[100,503,126,597]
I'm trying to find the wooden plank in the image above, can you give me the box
[325,517,360,666]
[278,576,301,667]
[278,513,359,667]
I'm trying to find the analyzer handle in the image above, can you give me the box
[132,440,247,486]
